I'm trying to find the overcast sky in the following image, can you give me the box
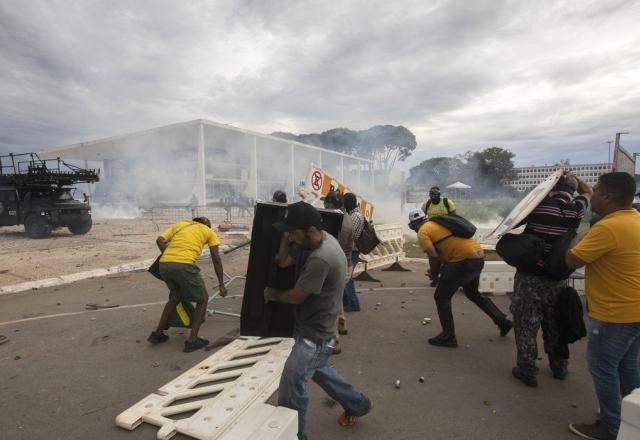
[1,0,639,169]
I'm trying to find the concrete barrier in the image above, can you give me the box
[619,388,640,440]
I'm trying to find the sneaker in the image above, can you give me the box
[338,328,348,335]
[569,420,616,440]
[499,319,513,337]
[184,337,209,353]
[337,399,372,426]
[512,367,538,387]
[428,333,458,348]
[344,304,360,312]
[147,331,169,345]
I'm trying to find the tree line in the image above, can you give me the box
[273,126,517,194]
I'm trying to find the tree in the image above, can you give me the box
[271,125,417,172]
[407,157,465,185]
[480,146,516,183]
[356,125,417,171]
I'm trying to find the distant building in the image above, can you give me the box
[507,163,612,192]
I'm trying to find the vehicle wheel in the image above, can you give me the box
[68,217,92,235]
[24,215,52,239]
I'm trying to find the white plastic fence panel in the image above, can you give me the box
[116,337,295,440]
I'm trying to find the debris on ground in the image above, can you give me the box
[483,400,492,406]
[395,380,401,389]
[85,303,120,310]
[376,302,382,306]
[0,335,9,345]
[419,376,425,383]
[14,355,21,360]
[571,402,578,408]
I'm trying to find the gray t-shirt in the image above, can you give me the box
[293,232,347,342]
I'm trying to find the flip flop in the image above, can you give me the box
[0,335,9,346]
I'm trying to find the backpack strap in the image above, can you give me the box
[424,200,431,212]
[443,197,450,213]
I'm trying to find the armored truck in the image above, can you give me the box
[0,153,99,238]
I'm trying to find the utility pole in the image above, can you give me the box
[607,141,613,165]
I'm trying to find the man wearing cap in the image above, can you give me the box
[147,217,227,353]
[408,209,512,347]
[421,186,456,287]
[510,172,592,387]
[266,201,371,440]
[421,186,456,218]
[323,191,352,354]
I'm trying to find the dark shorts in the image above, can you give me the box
[159,262,208,303]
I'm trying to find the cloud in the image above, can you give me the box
[0,0,639,169]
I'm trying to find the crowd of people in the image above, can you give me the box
[145,172,640,440]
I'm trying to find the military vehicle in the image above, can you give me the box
[0,153,100,238]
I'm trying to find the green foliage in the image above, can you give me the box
[408,146,516,196]
[271,125,417,171]
[455,197,520,223]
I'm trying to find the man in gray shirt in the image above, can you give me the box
[265,201,371,440]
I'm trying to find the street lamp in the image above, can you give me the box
[607,141,613,164]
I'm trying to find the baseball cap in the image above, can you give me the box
[408,209,427,227]
[429,186,441,195]
[273,201,322,232]
[321,190,343,208]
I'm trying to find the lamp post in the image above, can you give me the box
[607,141,613,166]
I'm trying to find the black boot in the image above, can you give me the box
[512,367,538,387]
[550,357,568,380]
[474,297,512,336]
[434,300,456,343]
[429,332,458,347]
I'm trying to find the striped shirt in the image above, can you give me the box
[521,190,589,274]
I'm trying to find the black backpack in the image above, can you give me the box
[544,229,577,280]
[428,214,476,244]
[496,233,544,268]
[425,197,451,214]
[355,220,381,254]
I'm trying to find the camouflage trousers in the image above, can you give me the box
[510,272,570,377]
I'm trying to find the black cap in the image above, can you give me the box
[321,190,343,208]
[273,201,322,232]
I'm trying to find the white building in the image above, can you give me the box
[39,119,374,206]
[507,163,613,192]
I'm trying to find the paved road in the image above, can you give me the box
[0,261,595,439]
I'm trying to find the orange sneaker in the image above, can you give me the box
[337,400,372,426]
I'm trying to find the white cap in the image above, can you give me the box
[408,209,427,226]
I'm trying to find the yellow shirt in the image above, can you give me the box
[159,221,221,264]
[421,198,456,218]
[417,221,481,263]
[570,209,640,323]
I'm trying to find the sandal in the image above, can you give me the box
[184,337,209,353]
[0,335,8,346]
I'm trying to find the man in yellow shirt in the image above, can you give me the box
[421,186,456,218]
[147,217,227,353]
[565,172,640,440]
[408,209,512,347]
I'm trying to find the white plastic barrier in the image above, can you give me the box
[355,223,405,272]
[619,388,640,440]
[116,337,296,440]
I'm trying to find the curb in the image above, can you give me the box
[0,245,232,296]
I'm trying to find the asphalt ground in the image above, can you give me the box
[0,260,596,440]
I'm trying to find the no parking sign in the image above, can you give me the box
[303,164,374,221]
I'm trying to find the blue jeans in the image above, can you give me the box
[278,335,370,440]
[343,251,361,307]
[587,318,640,434]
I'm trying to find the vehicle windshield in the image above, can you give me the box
[54,190,74,200]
